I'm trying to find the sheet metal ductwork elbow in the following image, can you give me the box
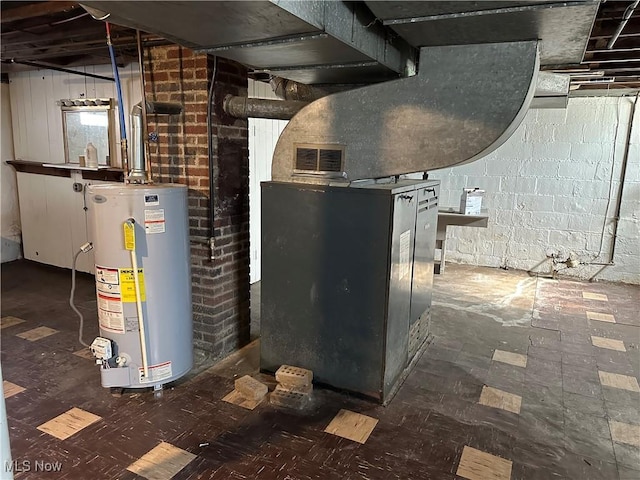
[272,41,540,184]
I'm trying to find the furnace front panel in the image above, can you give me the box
[260,179,439,403]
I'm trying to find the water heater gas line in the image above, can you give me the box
[70,242,94,348]
[123,219,149,380]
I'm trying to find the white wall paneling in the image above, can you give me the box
[16,171,110,273]
[8,63,141,166]
[248,79,288,284]
[6,63,141,268]
[17,172,72,268]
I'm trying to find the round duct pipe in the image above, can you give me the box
[223,95,308,120]
[268,76,363,102]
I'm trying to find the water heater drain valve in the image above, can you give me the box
[90,337,113,361]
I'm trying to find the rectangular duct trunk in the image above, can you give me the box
[260,179,439,403]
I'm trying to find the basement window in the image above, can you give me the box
[59,98,116,167]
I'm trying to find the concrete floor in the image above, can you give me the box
[1,259,639,479]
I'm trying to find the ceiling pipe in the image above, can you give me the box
[207,56,218,260]
[268,76,361,102]
[269,77,327,102]
[607,0,639,50]
[605,94,637,264]
[5,59,114,81]
[223,95,308,120]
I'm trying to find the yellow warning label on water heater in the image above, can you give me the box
[118,268,146,302]
[123,222,135,251]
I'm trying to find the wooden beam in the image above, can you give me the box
[2,38,166,63]
[599,1,640,17]
[588,37,640,50]
[584,51,640,63]
[590,32,640,40]
[1,2,78,24]
[584,57,640,64]
[600,66,640,74]
[590,16,640,37]
[1,24,102,44]
[578,82,640,89]
[586,47,640,54]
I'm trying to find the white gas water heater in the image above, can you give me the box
[85,101,193,390]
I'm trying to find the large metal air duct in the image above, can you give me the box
[272,41,540,184]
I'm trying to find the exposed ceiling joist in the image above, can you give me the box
[1,24,100,43]
[1,1,638,91]
[4,37,163,63]
[590,15,640,36]
[585,48,640,64]
[598,65,640,73]
[586,47,640,54]
[0,1,170,74]
[1,1,78,23]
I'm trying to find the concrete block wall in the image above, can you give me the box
[428,96,639,284]
[144,45,250,355]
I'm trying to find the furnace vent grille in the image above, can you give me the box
[294,145,344,176]
[319,149,342,172]
[295,148,318,171]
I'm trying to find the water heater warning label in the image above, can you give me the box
[96,266,119,291]
[139,361,172,383]
[144,209,165,234]
[118,269,146,302]
[95,265,125,333]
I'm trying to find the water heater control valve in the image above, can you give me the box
[90,337,113,360]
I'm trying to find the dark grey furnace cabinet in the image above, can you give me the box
[260,179,439,403]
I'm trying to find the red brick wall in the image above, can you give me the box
[143,45,250,356]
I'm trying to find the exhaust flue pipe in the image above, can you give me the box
[223,95,308,120]
[268,77,360,102]
[128,103,146,183]
[128,101,182,183]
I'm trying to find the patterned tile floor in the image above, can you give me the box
[1,260,639,479]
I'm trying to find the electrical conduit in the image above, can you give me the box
[207,57,217,259]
